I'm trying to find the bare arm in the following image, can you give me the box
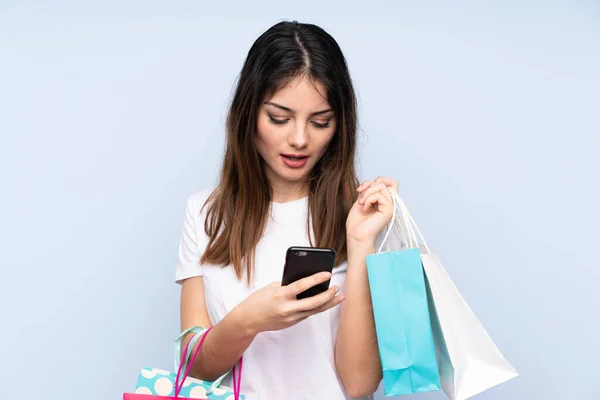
[181,273,342,381]
[336,176,398,397]
[180,277,255,381]
[335,241,382,397]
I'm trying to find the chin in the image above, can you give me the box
[281,172,307,182]
[275,168,309,183]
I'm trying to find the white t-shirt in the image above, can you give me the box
[175,188,369,400]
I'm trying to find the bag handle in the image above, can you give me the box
[232,356,243,399]
[378,188,431,253]
[175,327,230,394]
[174,327,243,399]
[389,188,431,253]
[378,188,410,253]
[173,327,212,398]
[174,326,203,370]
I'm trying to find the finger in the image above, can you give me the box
[314,294,345,313]
[356,179,375,192]
[296,294,345,318]
[383,187,394,205]
[286,271,332,296]
[362,193,382,212]
[358,182,387,205]
[373,176,399,192]
[358,177,399,193]
[362,192,392,213]
[365,183,393,204]
[294,285,339,312]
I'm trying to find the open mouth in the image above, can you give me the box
[283,155,307,161]
[281,154,309,168]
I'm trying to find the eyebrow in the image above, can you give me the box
[264,101,333,116]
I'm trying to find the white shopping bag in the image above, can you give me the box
[386,189,518,400]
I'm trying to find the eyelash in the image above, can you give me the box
[268,115,331,129]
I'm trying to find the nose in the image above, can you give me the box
[288,121,309,149]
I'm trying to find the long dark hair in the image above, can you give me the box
[201,20,359,283]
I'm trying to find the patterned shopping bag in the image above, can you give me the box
[123,327,243,399]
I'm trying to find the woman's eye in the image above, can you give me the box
[311,120,331,129]
[268,115,289,125]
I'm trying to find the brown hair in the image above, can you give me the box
[200,21,359,283]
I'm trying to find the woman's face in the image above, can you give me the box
[256,76,336,191]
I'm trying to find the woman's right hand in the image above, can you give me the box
[234,272,344,335]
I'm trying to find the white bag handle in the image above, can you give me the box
[378,189,401,253]
[391,188,431,252]
[377,187,431,254]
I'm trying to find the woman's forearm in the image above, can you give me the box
[335,240,382,397]
[186,306,256,382]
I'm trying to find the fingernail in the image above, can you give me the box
[333,286,340,293]
[322,272,331,279]
[338,295,345,302]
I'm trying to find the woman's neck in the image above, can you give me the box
[270,182,309,204]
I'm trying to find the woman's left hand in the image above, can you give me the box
[346,176,398,250]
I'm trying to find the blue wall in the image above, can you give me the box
[1,2,598,399]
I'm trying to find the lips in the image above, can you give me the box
[281,154,309,168]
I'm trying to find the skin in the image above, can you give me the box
[255,75,336,203]
[180,75,398,397]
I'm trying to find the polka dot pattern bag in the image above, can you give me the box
[123,327,244,400]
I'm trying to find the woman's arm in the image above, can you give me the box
[335,240,382,397]
[180,277,255,381]
[181,273,343,381]
[336,176,398,397]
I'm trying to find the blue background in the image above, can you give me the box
[1,1,598,399]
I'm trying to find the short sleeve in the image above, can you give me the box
[175,193,209,284]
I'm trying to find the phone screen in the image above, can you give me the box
[282,246,336,299]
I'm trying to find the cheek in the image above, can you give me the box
[314,130,336,156]
[256,118,278,156]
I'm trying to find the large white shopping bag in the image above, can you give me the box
[385,189,518,400]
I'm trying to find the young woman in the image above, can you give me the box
[176,20,399,400]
